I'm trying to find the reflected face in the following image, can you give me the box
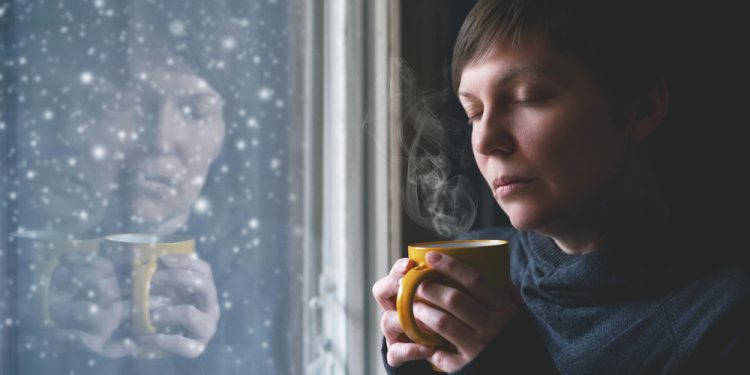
[123,64,226,226]
[21,62,225,233]
[458,30,629,232]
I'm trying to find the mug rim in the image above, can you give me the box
[10,230,100,242]
[409,239,507,250]
[104,233,194,244]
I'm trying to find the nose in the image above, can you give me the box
[152,99,178,155]
[472,110,515,156]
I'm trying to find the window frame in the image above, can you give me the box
[302,0,401,373]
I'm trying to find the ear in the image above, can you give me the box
[626,79,670,140]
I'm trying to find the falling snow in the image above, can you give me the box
[4,1,303,373]
[79,71,93,84]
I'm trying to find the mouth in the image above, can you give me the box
[136,174,180,197]
[492,176,536,198]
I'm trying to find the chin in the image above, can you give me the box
[501,201,551,231]
[130,198,180,226]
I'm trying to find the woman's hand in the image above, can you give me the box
[49,251,136,358]
[411,252,519,372]
[372,258,437,367]
[134,254,220,358]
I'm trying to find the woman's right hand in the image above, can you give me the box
[48,251,136,358]
[372,258,437,367]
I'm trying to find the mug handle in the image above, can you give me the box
[132,252,158,335]
[396,264,447,347]
[34,256,62,328]
[33,244,97,328]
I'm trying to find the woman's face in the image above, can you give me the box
[123,63,226,226]
[458,30,630,233]
[21,60,225,233]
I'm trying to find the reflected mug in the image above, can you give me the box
[396,240,510,347]
[11,231,100,328]
[101,233,195,336]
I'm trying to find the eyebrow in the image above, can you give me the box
[458,64,557,98]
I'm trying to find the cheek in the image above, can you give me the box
[472,150,493,184]
[530,103,625,195]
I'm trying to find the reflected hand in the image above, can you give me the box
[49,252,137,358]
[134,254,220,358]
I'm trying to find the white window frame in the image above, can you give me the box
[301,0,401,374]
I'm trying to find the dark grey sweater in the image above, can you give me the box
[382,223,750,374]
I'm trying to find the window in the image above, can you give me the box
[1,0,397,374]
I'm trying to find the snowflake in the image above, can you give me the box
[169,21,186,36]
[80,71,93,85]
[194,197,210,214]
[91,145,107,160]
[222,37,236,50]
[270,158,280,170]
[236,139,246,150]
[258,87,274,101]
[248,218,258,229]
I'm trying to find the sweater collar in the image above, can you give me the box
[517,220,708,306]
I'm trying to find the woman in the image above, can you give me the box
[373,0,749,373]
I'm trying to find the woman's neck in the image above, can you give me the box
[541,143,670,255]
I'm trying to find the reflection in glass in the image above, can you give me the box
[2,1,304,374]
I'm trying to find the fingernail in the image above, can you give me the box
[399,258,412,272]
[160,254,180,264]
[426,252,442,264]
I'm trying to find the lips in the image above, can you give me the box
[492,176,536,198]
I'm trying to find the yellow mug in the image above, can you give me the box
[397,240,510,347]
[11,231,100,328]
[101,233,195,336]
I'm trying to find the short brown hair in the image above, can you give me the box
[451,0,670,108]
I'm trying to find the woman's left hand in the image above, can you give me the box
[413,252,519,372]
[134,254,220,358]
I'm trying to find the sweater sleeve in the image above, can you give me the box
[681,297,750,375]
[380,308,558,374]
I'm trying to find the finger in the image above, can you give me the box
[55,329,138,359]
[380,310,407,346]
[50,299,127,334]
[389,258,414,276]
[386,342,436,368]
[60,252,116,275]
[151,269,218,312]
[52,266,122,304]
[150,304,217,341]
[135,333,206,358]
[159,254,212,277]
[425,252,500,309]
[417,280,499,331]
[413,301,473,349]
[372,274,401,311]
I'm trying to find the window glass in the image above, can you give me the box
[1,1,304,374]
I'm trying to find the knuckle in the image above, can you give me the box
[380,312,390,333]
[433,313,451,332]
[466,273,485,290]
[444,288,462,309]
[186,306,202,327]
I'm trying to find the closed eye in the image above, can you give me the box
[466,112,482,125]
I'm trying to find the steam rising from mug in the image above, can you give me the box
[399,63,477,238]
